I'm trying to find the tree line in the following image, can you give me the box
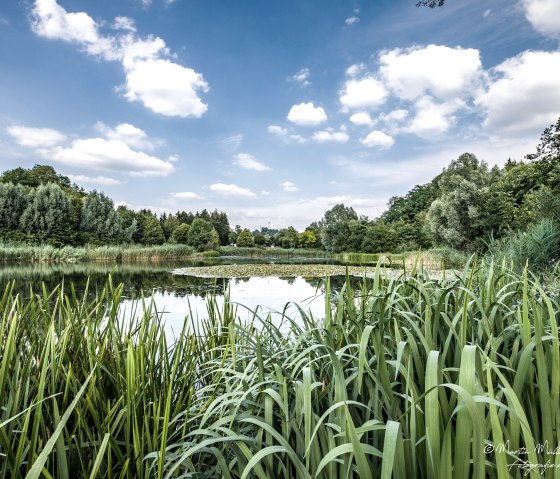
[318,117,560,254]
[1,117,558,254]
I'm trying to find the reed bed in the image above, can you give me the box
[0,244,196,263]
[219,246,328,257]
[1,260,559,478]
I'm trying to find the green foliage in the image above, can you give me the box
[0,164,76,191]
[161,214,181,240]
[188,218,220,251]
[171,223,190,244]
[426,179,483,249]
[486,218,560,273]
[3,263,560,477]
[277,226,299,249]
[0,183,27,230]
[141,214,165,245]
[20,183,75,243]
[254,232,267,246]
[298,229,318,248]
[236,228,255,247]
[80,190,122,242]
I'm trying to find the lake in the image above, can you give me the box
[0,256,369,336]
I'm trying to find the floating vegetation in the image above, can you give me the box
[173,262,452,278]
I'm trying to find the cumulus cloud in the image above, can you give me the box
[67,174,123,186]
[311,129,349,143]
[9,122,174,177]
[521,0,560,37]
[210,183,257,198]
[233,153,271,172]
[30,0,209,118]
[171,192,203,200]
[475,50,560,134]
[339,77,388,111]
[95,122,160,150]
[46,138,174,176]
[7,125,66,148]
[378,45,483,101]
[281,181,299,192]
[345,16,359,25]
[349,112,375,126]
[290,68,311,87]
[361,130,395,149]
[404,96,464,138]
[287,102,328,126]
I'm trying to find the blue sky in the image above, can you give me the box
[1,0,559,229]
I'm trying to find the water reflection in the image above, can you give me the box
[0,258,364,335]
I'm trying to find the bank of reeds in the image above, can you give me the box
[0,243,196,263]
[219,246,328,257]
[1,260,559,478]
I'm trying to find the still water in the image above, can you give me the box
[0,256,361,335]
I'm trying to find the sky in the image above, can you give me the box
[0,0,559,230]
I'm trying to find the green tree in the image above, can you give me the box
[210,210,230,246]
[0,183,28,230]
[426,179,483,249]
[20,183,74,243]
[142,214,165,245]
[236,229,255,247]
[80,190,122,242]
[172,223,191,244]
[162,215,182,241]
[299,229,318,248]
[278,227,299,248]
[319,204,359,253]
[188,218,220,251]
[254,233,267,246]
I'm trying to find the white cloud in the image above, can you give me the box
[345,16,359,25]
[268,125,307,143]
[475,50,560,134]
[291,68,311,87]
[378,45,483,101]
[483,9,492,18]
[281,181,299,192]
[346,63,365,77]
[521,0,560,37]
[361,130,395,149]
[7,125,66,148]
[113,16,136,32]
[404,96,464,138]
[340,77,388,111]
[123,59,209,118]
[30,0,209,118]
[267,125,289,136]
[312,129,349,143]
[46,138,174,176]
[31,0,118,60]
[349,112,375,126]
[171,192,203,200]
[96,122,160,150]
[380,109,409,124]
[287,102,327,126]
[67,174,123,186]
[210,183,256,197]
[233,153,271,172]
